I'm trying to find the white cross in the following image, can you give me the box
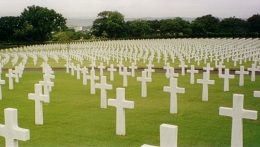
[28,84,49,125]
[219,69,235,92]
[5,69,15,90]
[107,64,117,81]
[95,76,112,108]
[179,61,187,76]
[235,66,249,86]
[163,78,185,114]
[64,60,70,73]
[219,94,257,147]
[203,63,213,78]
[141,124,178,147]
[39,74,54,96]
[145,61,155,79]
[121,67,131,87]
[13,66,20,83]
[98,62,106,76]
[254,91,260,98]
[137,71,152,97]
[75,64,82,79]
[108,88,134,136]
[44,73,55,92]
[0,76,5,100]
[129,63,137,77]
[187,65,199,84]
[197,72,215,101]
[248,64,259,81]
[166,67,179,79]
[86,69,99,94]
[163,63,171,76]
[216,62,225,77]
[0,108,30,147]
[117,61,124,74]
[81,67,89,85]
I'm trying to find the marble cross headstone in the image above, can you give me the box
[81,67,89,85]
[0,108,30,147]
[203,63,213,78]
[13,66,20,83]
[163,63,171,77]
[163,78,185,114]
[254,91,260,98]
[5,69,15,90]
[28,84,50,125]
[86,69,99,94]
[166,67,179,79]
[107,64,117,81]
[216,62,225,77]
[235,66,249,86]
[95,76,112,108]
[108,88,134,136]
[98,62,106,76]
[219,69,235,92]
[75,64,81,80]
[39,74,54,96]
[197,72,215,101]
[179,61,187,76]
[137,71,152,97]
[121,67,131,87]
[186,65,198,84]
[248,64,259,82]
[129,63,137,77]
[145,61,155,79]
[219,94,257,147]
[141,124,178,147]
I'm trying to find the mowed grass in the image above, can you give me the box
[0,68,259,147]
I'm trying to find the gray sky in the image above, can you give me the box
[0,0,260,18]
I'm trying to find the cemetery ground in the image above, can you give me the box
[0,57,259,147]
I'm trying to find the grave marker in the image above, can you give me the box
[219,69,235,92]
[186,65,198,84]
[248,64,259,81]
[219,94,257,147]
[108,88,134,136]
[179,61,187,76]
[0,76,5,100]
[121,67,131,87]
[81,67,89,85]
[5,69,15,90]
[28,84,49,125]
[197,72,215,101]
[129,63,137,77]
[107,64,117,81]
[86,69,99,94]
[0,108,30,147]
[163,78,185,114]
[95,76,112,108]
[141,124,178,147]
[137,71,152,97]
[235,66,249,86]
[98,62,106,76]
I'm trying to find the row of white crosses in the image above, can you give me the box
[29,63,55,125]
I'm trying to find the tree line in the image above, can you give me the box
[92,11,260,39]
[1,6,260,47]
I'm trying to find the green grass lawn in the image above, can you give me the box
[0,68,259,146]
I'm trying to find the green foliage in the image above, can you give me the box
[92,11,125,38]
[247,14,260,35]
[219,17,249,37]
[126,19,152,37]
[0,16,22,42]
[19,5,67,43]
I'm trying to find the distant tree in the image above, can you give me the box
[126,19,151,37]
[19,5,67,43]
[247,14,260,36]
[219,17,248,37]
[147,20,161,36]
[160,18,191,37]
[92,11,125,38]
[0,16,22,42]
[191,14,220,36]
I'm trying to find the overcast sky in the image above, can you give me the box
[1,0,260,18]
